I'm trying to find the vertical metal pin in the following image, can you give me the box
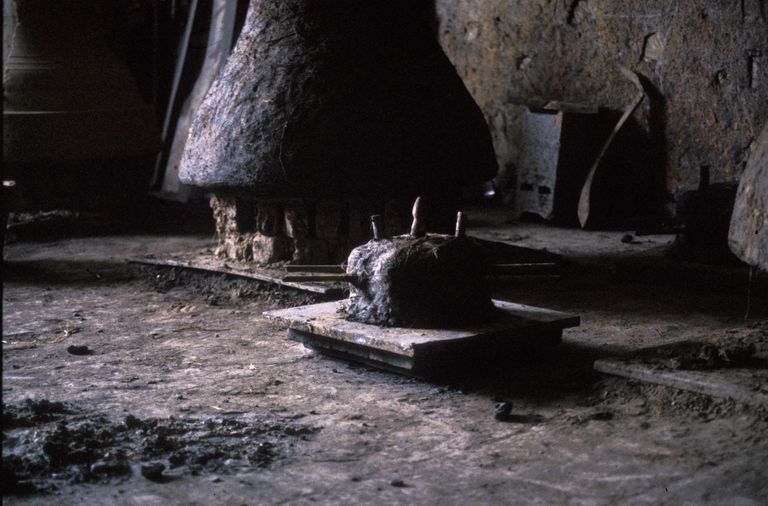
[410,196,425,237]
[455,211,467,238]
[370,214,383,240]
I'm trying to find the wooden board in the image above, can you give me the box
[264,300,579,376]
[128,256,345,298]
[594,359,768,407]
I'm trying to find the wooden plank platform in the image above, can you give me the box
[594,359,768,407]
[264,300,579,377]
[128,256,345,298]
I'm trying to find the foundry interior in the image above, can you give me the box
[2,0,768,504]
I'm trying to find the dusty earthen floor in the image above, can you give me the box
[3,226,767,505]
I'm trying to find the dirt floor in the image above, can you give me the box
[3,225,768,505]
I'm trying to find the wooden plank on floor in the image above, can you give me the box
[265,299,578,375]
[594,359,768,406]
[128,256,345,297]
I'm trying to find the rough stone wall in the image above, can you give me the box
[436,0,767,200]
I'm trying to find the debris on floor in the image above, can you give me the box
[4,234,768,504]
[66,345,93,356]
[594,330,768,407]
[1,400,320,496]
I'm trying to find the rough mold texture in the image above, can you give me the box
[729,123,768,270]
[208,195,419,265]
[207,192,470,265]
[345,234,495,327]
[209,195,257,262]
[209,195,292,264]
[179,0,497,198]
[436,0,768,198]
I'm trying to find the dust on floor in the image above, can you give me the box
[3,236,768,505]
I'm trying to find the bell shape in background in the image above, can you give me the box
[178,0,498,199]
[2,0,159,163]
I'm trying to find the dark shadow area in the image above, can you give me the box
[619,339,767,371]
[495,412,548,424]
[492,265,768,320]
[330,335,612,403]
[551,110,616,227]
[333,327,767,406]
[2,260,138,286]
[4,197,214,243]
[581,107,668,230]
[428,341,609,402]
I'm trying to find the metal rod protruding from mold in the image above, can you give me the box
[370,214,383,240]
[455,211,467,238]
[410,196,425,237]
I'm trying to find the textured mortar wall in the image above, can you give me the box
[436,0,767,199]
